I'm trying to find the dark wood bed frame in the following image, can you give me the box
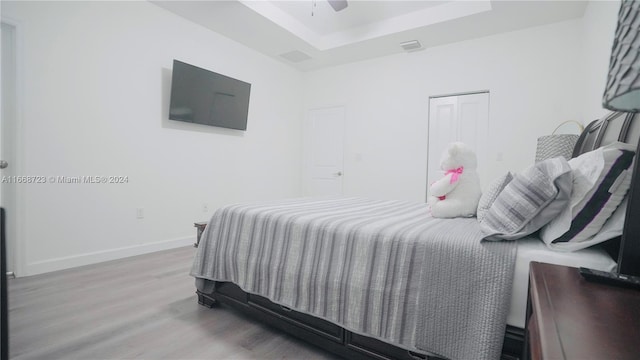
[196,111,640,360]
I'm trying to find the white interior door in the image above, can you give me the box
[427,92,489,195]
[1,22,18,275]
[303,106,345,197]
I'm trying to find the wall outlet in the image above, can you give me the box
[136,208,144,219]
[202,203,209,213]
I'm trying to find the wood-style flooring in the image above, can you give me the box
[7,246,338,359]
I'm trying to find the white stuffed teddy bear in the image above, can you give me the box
[428,142,482,218]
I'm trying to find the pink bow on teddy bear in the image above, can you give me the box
[437,166,464,200]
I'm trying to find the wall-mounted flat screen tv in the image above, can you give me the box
[169,60,251,131]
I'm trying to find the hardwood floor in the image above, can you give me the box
[7,246,338,359]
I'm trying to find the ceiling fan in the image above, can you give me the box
[327,0,348,12]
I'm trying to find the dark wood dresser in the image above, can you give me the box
[524,262,640,360]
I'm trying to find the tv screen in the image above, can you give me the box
[169,60,251,131]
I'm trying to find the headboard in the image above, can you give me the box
[572,112,640,276]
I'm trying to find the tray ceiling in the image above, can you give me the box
[152,0,588,71]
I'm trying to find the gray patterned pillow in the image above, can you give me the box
[480,157,573,240]
[477,172,513,222]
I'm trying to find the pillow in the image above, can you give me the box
[476,172,513,222]
[540,142,635,248]
[480,157,572,240]
[544,198,627,252]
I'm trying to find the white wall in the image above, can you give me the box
[580,0,620,121]
[303,19,584,202]
[3,1,304,276]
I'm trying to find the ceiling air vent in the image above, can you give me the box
[279,50,312,63]
[400,40,422,52]
[327,0,348,12]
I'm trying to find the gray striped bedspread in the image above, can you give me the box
[190,197,516,360]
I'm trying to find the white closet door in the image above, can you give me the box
[427,92,489,195]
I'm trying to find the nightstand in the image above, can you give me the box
[524,262,640,360]
[194,221,207,248]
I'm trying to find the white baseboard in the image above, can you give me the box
[24,236,195,276]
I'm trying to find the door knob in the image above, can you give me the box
[334,171,342,176]
[0,160,7,169]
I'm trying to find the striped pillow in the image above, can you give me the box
[476,172,513,222]
[540,142,636,248]
[480,157,572,241]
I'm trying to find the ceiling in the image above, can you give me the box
[152,0,589,71]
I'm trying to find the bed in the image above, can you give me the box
[191,111,640,360]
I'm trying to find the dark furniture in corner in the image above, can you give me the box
[1,208,8,360]
[524,262,640,360]
[193,221,207,248]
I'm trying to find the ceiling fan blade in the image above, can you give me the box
[327,0,348,12]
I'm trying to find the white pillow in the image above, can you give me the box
[545,198,627,252]
[540,142,635,249]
